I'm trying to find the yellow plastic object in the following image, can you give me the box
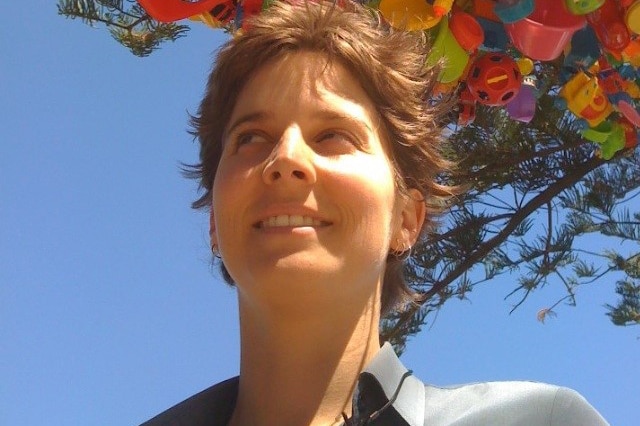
[426,16,470,83]
[626,0,640,34]
[559,71,613,127]
[379,0,446,30]
[189,12,223,29]
[516,57,534,75]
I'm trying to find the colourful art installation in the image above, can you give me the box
[136,0,639,159]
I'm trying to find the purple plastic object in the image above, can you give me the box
[504,0,586,60]
[506,79,536,122]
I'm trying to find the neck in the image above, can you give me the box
[228,286,381,426]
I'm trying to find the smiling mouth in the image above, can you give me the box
[255,215,331,229]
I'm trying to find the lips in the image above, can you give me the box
[255,214,331,229]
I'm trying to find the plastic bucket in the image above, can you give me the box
[504,0,586,60]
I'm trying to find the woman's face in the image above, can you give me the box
[211,52,417,309]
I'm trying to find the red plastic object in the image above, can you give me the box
[466,53,523,106]
[618,118,639,148]
[586,0,631,53]
[458,87,477,125]
[504,0,586,61]
[137,0,228,22]
[450,10,484,52]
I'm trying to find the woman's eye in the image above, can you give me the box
[234,132,269,149]
[317,131,356,146]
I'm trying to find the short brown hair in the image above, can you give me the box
[187,0,454,315]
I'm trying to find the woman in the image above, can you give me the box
[143,1,608,425]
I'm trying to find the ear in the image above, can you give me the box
[392,189,426,251]
[209,208,218,249]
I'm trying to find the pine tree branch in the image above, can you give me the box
[426,155,605,300]
[383,155,606,344]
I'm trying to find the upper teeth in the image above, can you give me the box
[261,215,324,228]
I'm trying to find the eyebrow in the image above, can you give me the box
[224,109,375,138]
[224,111,271,138]
[313,110,374,133]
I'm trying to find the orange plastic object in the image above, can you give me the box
[505,0,586,61]
[137,0,228,22]
[433,0,455,18]
[379,0,445,30]
[473,0,500,21]
[559,71,613,127]
[449,10,484,52]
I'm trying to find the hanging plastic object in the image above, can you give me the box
[457,85,477,125]
[466,53,523,106]
[580,121,624,159]
[621,38,640,66]
[433,0,455,18]
[189,0,236,29]
[563,26,601,71]
[598,57,640,125]
[626,0,640,34]
[516,57,534,75]
[565,0,605,15]
[504,0,586,61]
[505,75,537,122]
[137,0,228,22]
[586,0,631,53]
[494,0,534,24]
[473,0,500,21]
[378,0,450,30]
[234,0,265,30]
[557,71,613,128]
[618,117,639,148]
[476,16,510,51]
[449,10,484,52]
[426,16,470,83]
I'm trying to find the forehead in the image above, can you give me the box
[230,51,379,122]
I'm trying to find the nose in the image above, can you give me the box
[262,126,316,185]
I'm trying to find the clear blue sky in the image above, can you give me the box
[1,2,637,425]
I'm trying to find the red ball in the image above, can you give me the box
[466,54,523,106]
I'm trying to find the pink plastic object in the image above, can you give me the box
[137,0,227,22]
[586,0,631,53]
[504,0,586,61]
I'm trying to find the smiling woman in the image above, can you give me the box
[141,1,608,425]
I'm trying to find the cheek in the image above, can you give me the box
[325,156,398,232]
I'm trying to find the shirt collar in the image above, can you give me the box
[346,342,425,426]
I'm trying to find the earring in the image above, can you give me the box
[211,243,221,259]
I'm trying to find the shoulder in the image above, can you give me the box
[140,377,239,426]
[422,380,608,426]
